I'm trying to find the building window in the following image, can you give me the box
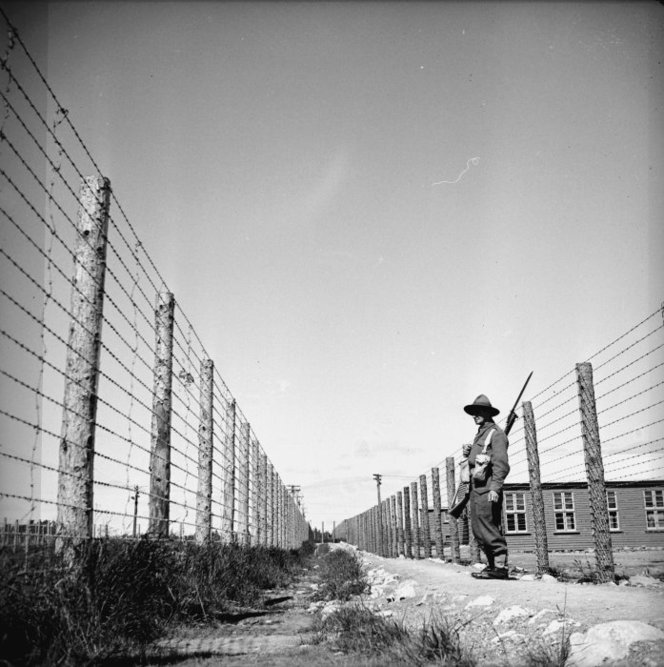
[504,492,528,533]
[553,491,576,531]
[606,490,620,531]
[644,489,664,530]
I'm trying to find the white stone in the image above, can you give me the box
[519,574,537,581]
[567,621,664,667]
[542,619,566,636]
[629,574,663,587]
[376,610,394,618]
[528,609,557,625]
[472,562,487,571]
[493,606,532,625]
[540,574,558,584]
[466,595,495,608]
[395,579,418,599]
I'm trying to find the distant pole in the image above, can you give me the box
[373,474,383,556]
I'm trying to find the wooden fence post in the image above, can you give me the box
[410,481,421,559]
[267,461,275,546]
[431,467,444,559]
[577,362,615,582]
[403,486,412,558]
[260,452,268,545]
[57,175,111,554]
[523,400,550,574]
[221,400,236,541]
[445,457,461,563]
[390,495,398,557]
[195,358,214,543]
[396,491,405,556]
[240,422,251,545]
[419,475,431,558]
[251,438,260,546]
[383,500,391,557]
[148,291,175,538]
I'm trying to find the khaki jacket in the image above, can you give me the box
[468,421,510,495]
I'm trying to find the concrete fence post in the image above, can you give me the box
[195,358,214,543]
[148,291,175,538]
[419,474,431,558]
[431,467,444,559]
[445,457,461,563]
[252,438,260,545]
[57,175,111,554]
[577,362,615,582]
[267,462,275,546]
[523,400,550,575]
[410,481,421,559]
[221,400,236,541]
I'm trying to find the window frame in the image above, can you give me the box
[553,491,577,533]
[644,489,664,531]
[606,490,620,532]
[504,491,528,534]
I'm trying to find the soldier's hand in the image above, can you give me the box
[488,490,499,502]
[462,443,472,457]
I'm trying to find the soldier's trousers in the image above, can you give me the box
[469,489,507,564]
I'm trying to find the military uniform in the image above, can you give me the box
[467,420,510,566]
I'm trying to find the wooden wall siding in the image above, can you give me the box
[428,482,664,552]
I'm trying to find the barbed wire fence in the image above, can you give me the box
[0,9,309,561]
[336,305,664,581]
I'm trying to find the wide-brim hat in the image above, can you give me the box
[464,394,500,417]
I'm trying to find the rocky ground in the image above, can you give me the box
[147,544,664,666]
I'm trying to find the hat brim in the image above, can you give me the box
[464,404,500,417]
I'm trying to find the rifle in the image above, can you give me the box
[504,371,533,436]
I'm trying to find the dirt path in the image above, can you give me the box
[144,548,664,666]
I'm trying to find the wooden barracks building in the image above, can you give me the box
[440,480,664,551]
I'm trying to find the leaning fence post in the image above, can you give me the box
[148,291,175,538]
[410,481,421,559]
[431,467,444,559]
[419,474,431,558]
[445,457,461,563]
[221,399,236,541]
[57,175,110,554]
[577,362,615,582]
[523,400,550,575]
[195,358,214,543]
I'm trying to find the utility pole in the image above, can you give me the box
[132,485,139,538]
[373,473,383,556]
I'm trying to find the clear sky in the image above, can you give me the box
[3,1,663,529]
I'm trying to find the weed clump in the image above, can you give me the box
[0,538,306,665]
[313,606,475,666]
[316,547,369,601]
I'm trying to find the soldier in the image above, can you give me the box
[462,394,510,579]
